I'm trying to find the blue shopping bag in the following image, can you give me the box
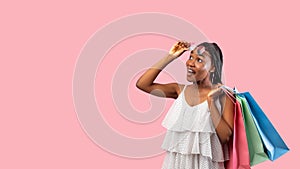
[242,92,289,161]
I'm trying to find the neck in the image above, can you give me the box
[192,77,213,90]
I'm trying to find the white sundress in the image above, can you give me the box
[161,85,229,169]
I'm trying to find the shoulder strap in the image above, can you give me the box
[177,84,187,97]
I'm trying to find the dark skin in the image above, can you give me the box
[136,41,234,144]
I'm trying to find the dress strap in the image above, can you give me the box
[182,85,187,91]
[179,85,187,96]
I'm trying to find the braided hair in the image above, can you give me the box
[196,42,223,84]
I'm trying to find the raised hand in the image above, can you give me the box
[168,41,191,59]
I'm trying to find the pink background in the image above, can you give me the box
[1,0,299,168]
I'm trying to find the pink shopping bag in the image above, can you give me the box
[224,89,251,169]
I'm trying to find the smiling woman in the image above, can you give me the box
[136,41,234,169]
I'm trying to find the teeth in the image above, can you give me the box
[188,69,195,73]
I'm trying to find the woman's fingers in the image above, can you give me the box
[178,41,191,50]
[169,40,191,57]
[208,84,224,98]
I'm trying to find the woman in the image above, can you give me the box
[136,41,234,169]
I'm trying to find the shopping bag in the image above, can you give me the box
[223,89,251,169]
[242,92,289,161]
[236,94,269,166]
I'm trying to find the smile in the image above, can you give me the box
[187,68,195,75]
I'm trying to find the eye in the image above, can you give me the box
[189,56,193,60]
[197,59,203,63]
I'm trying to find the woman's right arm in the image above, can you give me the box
[136,41,190,99]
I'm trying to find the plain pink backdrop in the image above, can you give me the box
[1,0,299,168]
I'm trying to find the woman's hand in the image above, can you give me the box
[168,41,191,59]
[207,83,224,103]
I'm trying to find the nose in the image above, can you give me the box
[187,58,195,67]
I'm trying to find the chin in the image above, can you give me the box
[186,76,197,83]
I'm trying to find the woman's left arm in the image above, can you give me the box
[208,89,234,144]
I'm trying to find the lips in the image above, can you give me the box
[187,68,195,76]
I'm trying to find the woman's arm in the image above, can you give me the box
[207,88,234,144]
[136,41,190,99]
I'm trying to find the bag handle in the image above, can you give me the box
[220,85,236,104]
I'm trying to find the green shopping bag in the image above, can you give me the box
[236,94,269,166]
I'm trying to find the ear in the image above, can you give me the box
[209,66,215,73]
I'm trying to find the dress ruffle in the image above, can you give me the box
[162,92,222,132]
[161,131,229,162]
[162,152,226,169]
[161,85,229,169]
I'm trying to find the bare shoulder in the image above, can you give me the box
[177,84,185,95]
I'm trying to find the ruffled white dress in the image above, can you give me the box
[161,85,229,169]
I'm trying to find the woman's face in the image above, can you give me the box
[186,46,214,83]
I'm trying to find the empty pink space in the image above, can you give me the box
[1,0,299,169]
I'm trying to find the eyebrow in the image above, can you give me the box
[190,51,206,59]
